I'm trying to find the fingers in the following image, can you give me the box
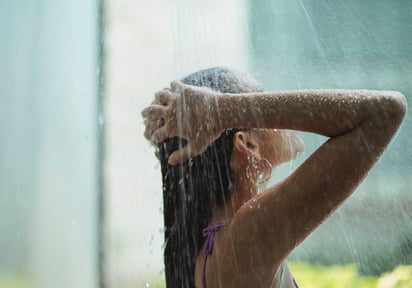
[170,80,181,92]
[144,117,165,140]
[143,82,188,147]
[152,89,172,106]
[142,104,168,141]
[141,104,168,119]
[167,143,210,166]
[170,80,189,92]
[151,125,171,144]
[168,144,193,165]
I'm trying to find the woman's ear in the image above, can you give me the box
[233,131,262,160]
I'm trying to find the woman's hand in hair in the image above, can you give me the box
[142,81,224,165]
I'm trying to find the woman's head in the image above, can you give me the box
[158,67,303,287]
[160,67,264,208]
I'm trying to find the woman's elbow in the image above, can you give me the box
[378,91,407,126]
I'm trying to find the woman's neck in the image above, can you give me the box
[210,180,257,225]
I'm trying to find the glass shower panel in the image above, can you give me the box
[0,1,100,287]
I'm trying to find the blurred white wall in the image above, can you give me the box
[104,0,250,286]
[0,1,99,288]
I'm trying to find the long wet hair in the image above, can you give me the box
[158,67,262,287]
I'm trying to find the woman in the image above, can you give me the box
[142,67,406,287]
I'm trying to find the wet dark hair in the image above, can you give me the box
[159,67,262,287]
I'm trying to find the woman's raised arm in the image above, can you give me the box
[218,88,406,273]
[143,82,406,165]
[219,89,406,137]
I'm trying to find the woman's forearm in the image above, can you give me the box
[217,89,406,138]
[142,83,406,165]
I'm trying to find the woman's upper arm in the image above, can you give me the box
[226,91,407,271]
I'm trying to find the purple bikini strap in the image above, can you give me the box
[202,222,299,288]
[201,221,226,288]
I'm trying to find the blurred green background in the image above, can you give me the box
[144,264,412,288]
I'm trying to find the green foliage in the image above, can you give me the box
[5,265,410,288]
[289,262,377,288]
[377,266,412,288]
[289,263,412,288]
[144,263,412,288]
[0,275,28,288]
[144,276,166,288]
